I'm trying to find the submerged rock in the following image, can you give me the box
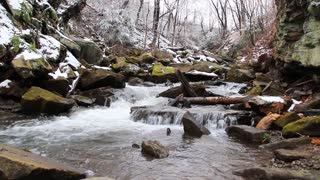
[234,167,319,180]
[21,87,75,114]
[182,111,210,138]
[226,125,269,144]
[128,77,144,86]
[260,137,311,150]
[79,87,113,106]
[283,116,320,138]
[274,149,312,162]
[80,69,125,90]
[0,144,85,180]
[71,95,95,107]
[141,140,169,159]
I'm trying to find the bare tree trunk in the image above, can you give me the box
[171,0,180,46]
[151,0,161,48]
[135,0,144,26]
[176,70,198,97]
[144,2,150,49]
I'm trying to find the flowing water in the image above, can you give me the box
[0,84,270,180]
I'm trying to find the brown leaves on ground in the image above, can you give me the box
[311,138,320,146]
[256,113,281,130]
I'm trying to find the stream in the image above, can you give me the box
[0,84,271,180]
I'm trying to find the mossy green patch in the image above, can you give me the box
[283,116,320,137]
[245,86,262,96]
[274,112,301,128]
[152,63,175,76]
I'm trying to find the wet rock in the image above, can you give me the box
[234,167,319,180]
[0,144,85,180]
[132,144,140,149]
[274,112,301,128]
[71,95,95,107]
[11,53,53,79]
[79,87,113,106]
[294,97,320,113]
[43,78,70,96]
[245,86,262,96]
[128,77,144,86]
[72,38,104,65]
[275,149,312,162]
[141,140,169,159]
[226,65,255,83]
[260,137,311,150]
[182,111,210,138]
[283,116,320,138]
[226,125,269,144]
[158,84,210,98]
[80,69,125,90]
[21,87,75,114]
[0,80,27,100]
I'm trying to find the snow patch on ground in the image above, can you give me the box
[0,5,19,45]
[0,79,12,88]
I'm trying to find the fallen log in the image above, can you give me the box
[180,97,245,105]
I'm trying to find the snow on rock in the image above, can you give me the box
[186,70,218,77]
[39,35,61,61]
[288,99,301,112]
[258,96,285,103]
[0,5,19,45]
[0,79,12,88]
[49,68,68,79]
[65,52,81,69]
[92,65,111,70]
[15,49,43,61]
[6,0,24,11]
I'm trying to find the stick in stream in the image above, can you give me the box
[176,70,198,97]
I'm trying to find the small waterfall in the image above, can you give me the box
[130,105,251,130]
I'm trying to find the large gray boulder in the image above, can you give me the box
[73,38,104,65]
[182,111,210,138]
[21,87,75,114]
[0,144,85,180]
[141,140,169,159]
[226,125,269,144]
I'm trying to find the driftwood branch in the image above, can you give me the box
[180,97,245,105]
[176,70,198,97]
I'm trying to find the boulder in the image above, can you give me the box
[21,87,75,114]
[0,144,85,180]
[283,116,320,138]
[150,63,177,83]
[234,167,319,180]
[158,84,211,98]
[43,78,70,96]
[226,65,255,83]
[71,95,95,107]
[141,140,169,159]
[245,86,262,96]
[226,125,269,144]
[73,38,104,65]
[259,137,311,150]
[79,87,113,106]
[182,111,210,138]
[11,52,53,79]
[0,80,27,99]
[274,112,301,128]
[140,52,156,64]
[52,34,81,57]
[274,149,312,162]
[128,77,144,86]
[80,69,125,90]
[246,96,292,115]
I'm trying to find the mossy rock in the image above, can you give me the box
[245,86,262,96]
[9,0,33,24]
[141,52,156,64]
[274,112,301,128]
[111,57,128,71]
[11,53,53,79]
[21,87,75,114]
[226,65,255,83]
[308,1,320,18]
[283,116,320,138]
[72,38,104,65]
[0,144,85,179]
[52,34,81,57]
[152,63,175,76]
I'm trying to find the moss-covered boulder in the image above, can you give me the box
[274,112,301,128]
[283,116,320,138]
[111,57,128,71]
[151,63,177,83]
[245,86,263,96]
[11,51,53,79]
[52,34,81,57]
[226,65,255,83]
[6,0,33,24]
[80,69,125,90]
[0,144,85,180]
[140,52,156,64]
[72,38,103,65]
[21,87,75,114]
[43,78,71,96]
